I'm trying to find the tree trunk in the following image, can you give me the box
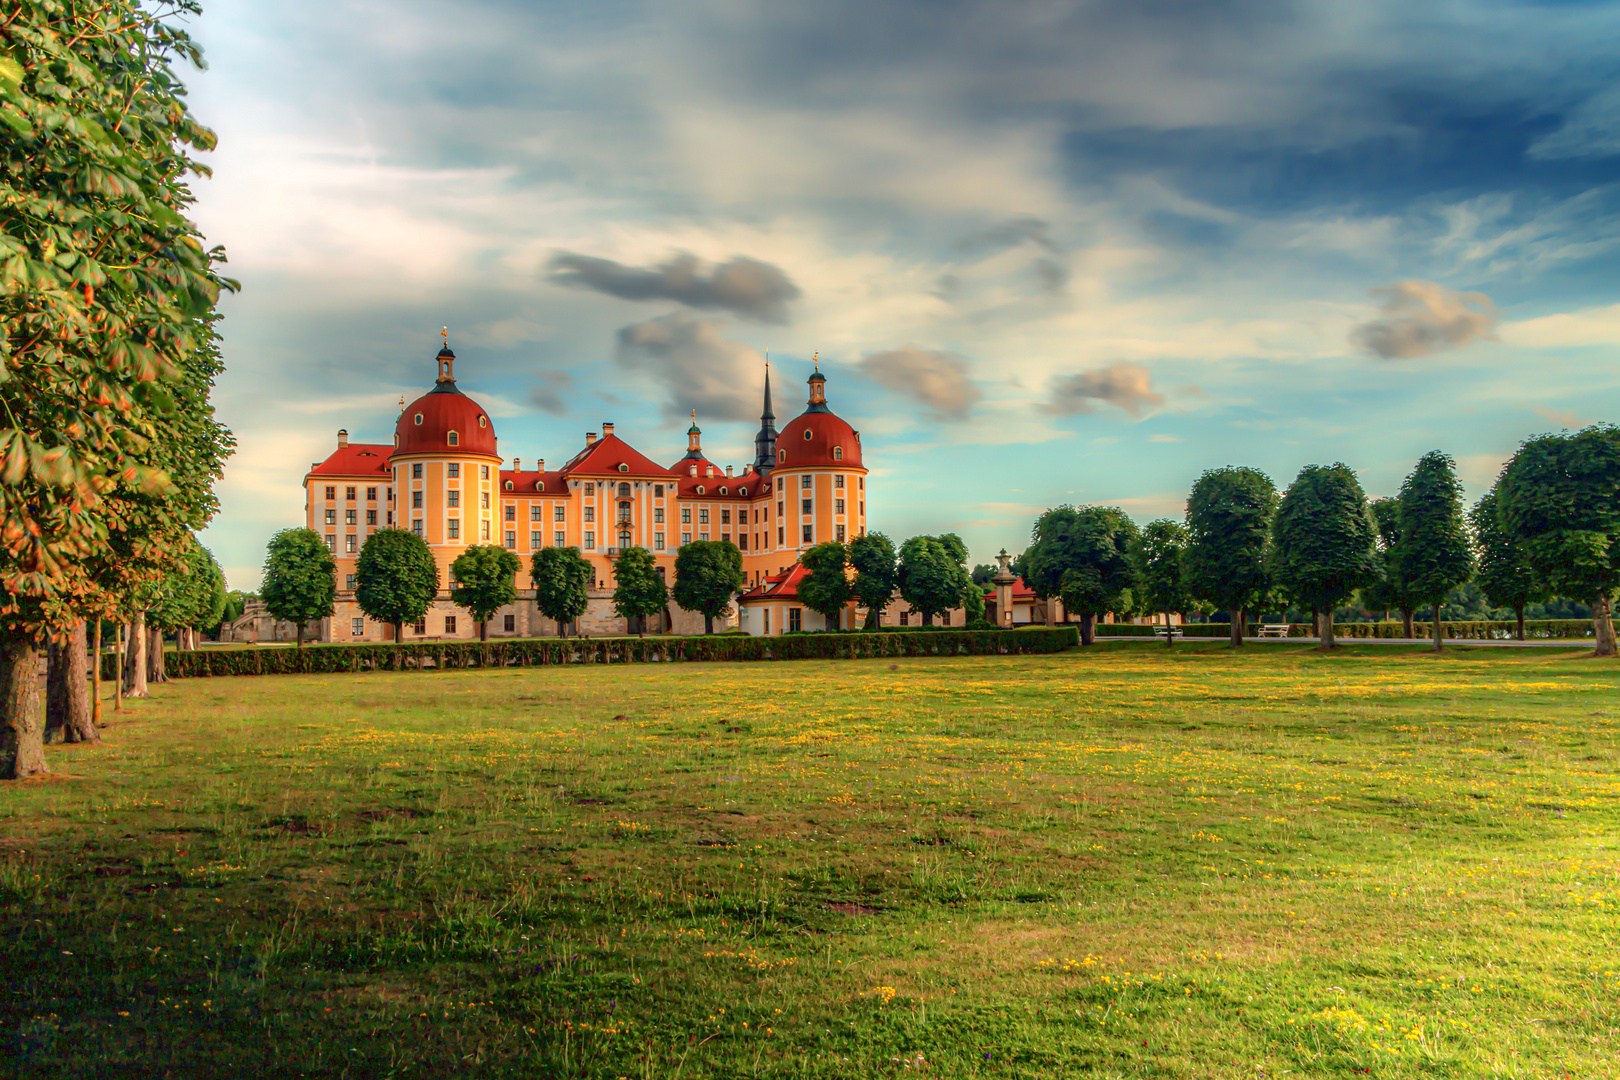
[864,606,880,630]
[125,614,149,698]
[704,614,714,635]
[479,619,488,642]
[1319,609,1337,649]
[1401,608,1414,640]
[558,618,568,639]
[148,627,166,684]
[1593,593,1617,657]
[1,631,48,779]
[45,622,96,745]
[1163,610,1174,648]
[922,612,933,626]
[296,621,306,648]
[393,619,403,646]
[92,621,103,727]
[1079,611,1095,646]
[114,623,124,712]
[1515,605,1525,642]
[1229,610,1243,648]
[1433,604,1445,652]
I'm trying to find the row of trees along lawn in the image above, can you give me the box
[1,5,236,779]
[797,532,984,629]
[1017,428,1620,655]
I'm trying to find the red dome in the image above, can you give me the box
[775,410,862,469]
[393,384,498,458]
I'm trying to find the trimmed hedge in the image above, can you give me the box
[102,626,1080,679]
[1095,619,1595,640]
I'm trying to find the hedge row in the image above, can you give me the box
[103,626,1080,678]
[1095,619,1595,640]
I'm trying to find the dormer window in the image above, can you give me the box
[414,413,423,425]
[696,485,705,494]
[618,463,629,472]
[535,481,545,491]
[833,446,843,460]
[802,429,813,440]
[504,481,513,491]
[447,430,459,446]
[478,416,487,428]
[719,486,728,495]
[739,487,747,496]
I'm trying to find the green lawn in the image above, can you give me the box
[2,642,1617,1078]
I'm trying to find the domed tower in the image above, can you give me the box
[390,340,502,615]
[770,360,867,557]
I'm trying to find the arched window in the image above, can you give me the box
[618,482,631,497]
[696,485,705,495]
[833,446,843,460]
[618,529,632,549]
[802,429,813,440]
[618,463,629,472]
[778,449,786,463]
[504,480,513,491]
[739,487,747,496]
[447,431,459,446]
[414,413,424,426]
[718,486,728,495]
[535,481,545,491]
[478,415,487,428]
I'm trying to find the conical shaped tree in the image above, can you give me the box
[1393,451,1473,651]
[1270,464,1379,649]
[1182,467,1277,646]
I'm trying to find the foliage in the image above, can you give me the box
[797,540,852,627]
[259,529,336,645]
[451,544,521,638]
[1496,425,1620,653]
[1130,519,1191,638]
[1469,489,1544,623]
[960,584,986,623]
[1027,506,1137,641]
[971,563,996,588]
[897,533,973,624]
[610,546,666,633]
[848,531,898,629]
[148,536,225,632]
[1393,451,1474,634]
[213,589,247,634]
[531,546,592,634]
[356,527,439,638]
[1181,466,1276,622]
[1361,496,1415,620]
[672,540,745,633]
[1092,619,1596,640]
[1270,464,1379,642]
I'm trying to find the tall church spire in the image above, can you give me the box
[753,361,779,474]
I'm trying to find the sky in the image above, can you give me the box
[179,0,1620,590]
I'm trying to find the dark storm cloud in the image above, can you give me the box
[548,252,801,325]
[858,348,982,420]
[614,312,763,421]
[1350,281,1499,360]
[1041,363,1166,417]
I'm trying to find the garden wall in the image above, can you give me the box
[102,626,1080,678]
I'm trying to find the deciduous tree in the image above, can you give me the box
[531,547,591,637]
[1182,467,1276,646]
[1270,464,1379,649]
[1496,425,1620,656]
[451,544,520,641]
[1393,451,1474,652]
[1025,507,1136,645]
[673,540,745,634]
[1131,519,1191,647]
[1469,489,1543,641]
[260,529,336,648]
[897,534,973,626]
[1362,497,1417,637]
[610,546,666,635]
[848,531,897,630]
[797,541,852,630]
[356,528,439,644]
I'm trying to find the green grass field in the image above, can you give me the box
[2,642,1617,1078]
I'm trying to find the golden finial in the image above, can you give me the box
[441,325,449,346]
[812,351,819,372]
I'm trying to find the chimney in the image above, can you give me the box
[726,465,733,477]
[537,458,545,471]
[602,422,614,437]
[585,432,597,446]
[337,429,349,449]
[689,465,697,477]
[706,465,715,477]
[512,457,521,471]
[743,464,753,475]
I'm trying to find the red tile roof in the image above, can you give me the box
[739,563,810,603]
[983,576,1036,600]
[560,433,675,478]
[667,456,756,499]
[395,385,498,458]
[308,444,393,478]
[499,469,569,494]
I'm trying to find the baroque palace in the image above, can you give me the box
[301,342,869,640]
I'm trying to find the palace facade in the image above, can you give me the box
[301,343,869,640]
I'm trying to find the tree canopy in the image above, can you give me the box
[1023,506,1136,644]
[1469,488,1543,640]
[797,541,852,629]
[451,544,520,640]
[848,531,898,629]
[1393,450,1473,650]
[672,540,745,634]
[1270,464,1379,648]
[610,546,666,634]
[149,536,226,635]
[897,533,972,625]
[1182,466,1276,645]
[260,529,336,647]
[1130,518,1190,646]
[356,528,439,643]
[531,547,591,636]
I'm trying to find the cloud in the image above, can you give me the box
[1501,302,1620,349]
[528,369,574,416]
[1532,405,1588,429]
[1147,433,1184,443]
[614,312,764,421]
[1350,281,1498,360]
[1041,363,1165,418]
[858,347,982,420]
[547,251,801,324]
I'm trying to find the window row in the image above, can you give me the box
[323,486,388,501]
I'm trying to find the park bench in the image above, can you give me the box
[1258,624,1291,638]
[1152,625,1184,640]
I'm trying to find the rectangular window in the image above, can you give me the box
[481,465,490,479]
[345,574,356,590]
[481,520,490,541]
[801,499,811,515]
[789,608,802,632]
[387,487,393,501]
[584,531,595,549]
[859,477,864,490]
[351,617,365,636]
[554,505,565,521]
[505,505,515,521]
[859,501,865,516]
[366,486,377,501]
[778,526,784,545]
[324,485,336,500]
[555,531,566,547]
[682,532,692,545]
[412,491,423,509]
[445,615,457,634]
[345,534,357,553]
[412,619,426,635]
[325,534,337,551]
[777,501,784,517]
[345,509,357,525]
[721,509,731,524]
[675,507,687,524]
[654,507,664,523]
[366,509,377,525]
[654,484,664,497]
[531,531,541,548]
[412,520,423,537]
[324,509,336,525]
[738,533,748,550]
[900,610,909,626]
[801,474,812,489]
[584,506,595,523]
[505,530,516,548]
[412,464,423,479]
[700,532,709,542]
[481,491,490,509]
[448,463,460,478]
[835,475,844,489]
[584,482,595,496]
[654,532,665,550]
[802,525,812,544]
[447,490,460,507]
[447,519,460,539]
[699,509,709,525]
[530,504,541,521]
[835,499,844,515]
[387,511,395,525]
[836,525,845,542]
[940,611,950,626]
[345,486,356,501]
[503,614,515,632]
